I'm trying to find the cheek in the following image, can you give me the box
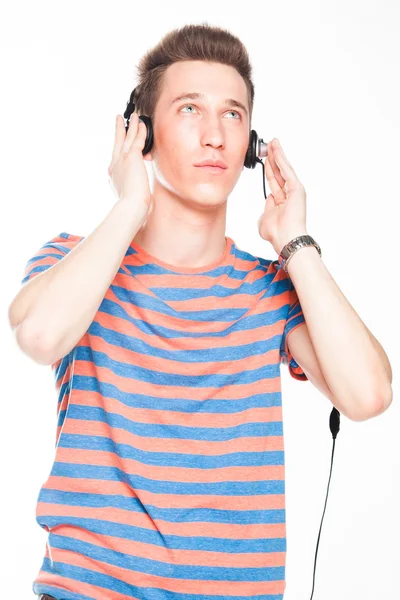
[156,131,194,178]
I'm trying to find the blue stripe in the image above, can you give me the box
[49,463,285,495]
[37,557,284,599]
[39,489,285,526]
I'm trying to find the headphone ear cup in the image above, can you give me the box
[138,115,154,156]
[244,129,258,169]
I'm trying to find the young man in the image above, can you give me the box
[9,23,392,600]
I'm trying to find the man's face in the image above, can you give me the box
[147,60,251,209]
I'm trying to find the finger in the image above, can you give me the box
[122,112,140,153]
[109,114,128,172]
[273,143,300,191]
[130,119,147,152]
[275,139,294,168]
[273,139,299,180]
[268,140,286,188]
[264,144,286,203]
[113,114,127,156]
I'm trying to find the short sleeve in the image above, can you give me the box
[21,232,84,285]
[280,283,308,381]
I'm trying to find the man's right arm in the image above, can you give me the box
[8,199,148,365]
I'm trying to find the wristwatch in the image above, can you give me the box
[278,234,321,273]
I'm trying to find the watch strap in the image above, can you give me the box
[278,234,321,273]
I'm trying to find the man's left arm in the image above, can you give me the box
[285,244,393,422]
[257,137,393,423]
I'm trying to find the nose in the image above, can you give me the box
[199,119,225,150]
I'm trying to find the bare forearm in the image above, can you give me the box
[12,199,148,363]
[285,245,393,412]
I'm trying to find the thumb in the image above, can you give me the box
[264,192,277,212]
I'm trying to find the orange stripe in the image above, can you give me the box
[36,500,286,538]
[62,398,284,445]
[70,361,280,400]
[35,545,286,597]
[53,445,285,484]
[38,522,286,568]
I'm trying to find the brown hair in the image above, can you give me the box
[133,22,255,127]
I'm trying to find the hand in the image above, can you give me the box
[108,112,154,218]
[257,138,307,254]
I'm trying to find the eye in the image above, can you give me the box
[226,110,241,119]
[180,104,197,114]
[180,104,241,119]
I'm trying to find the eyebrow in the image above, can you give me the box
[170,92,249,117]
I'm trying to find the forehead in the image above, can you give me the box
[160,60,249,108]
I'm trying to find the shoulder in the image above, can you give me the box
[238,244,292,288]
[46,231,86,254]
[233,242,281,276]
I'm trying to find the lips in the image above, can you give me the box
[194,159,227,169]
[194,165,226,175]
[195,165,224,170]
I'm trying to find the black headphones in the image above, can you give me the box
[123,87,269,199]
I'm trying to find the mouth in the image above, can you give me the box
[194,165,227,175]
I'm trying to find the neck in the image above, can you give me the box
[132,182,228,269]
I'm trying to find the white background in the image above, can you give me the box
[1,1,398,598]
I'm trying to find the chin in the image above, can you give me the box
[192,192,228,210]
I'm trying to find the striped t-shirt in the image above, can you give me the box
[21,232,308,600]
